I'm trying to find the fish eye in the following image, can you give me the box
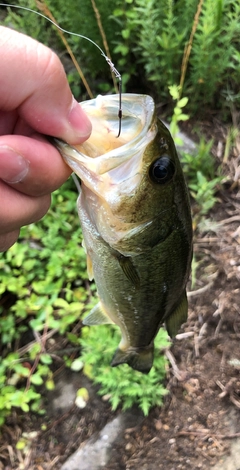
[149,155,175,184]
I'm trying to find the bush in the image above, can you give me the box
[2,0,239,115]
[0,179,94,425]
[80,325,170,416]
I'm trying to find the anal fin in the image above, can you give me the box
[82,239,94,281]
[83,302,113,326]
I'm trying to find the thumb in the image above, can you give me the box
[0,26,92,144]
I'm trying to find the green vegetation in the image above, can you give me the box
[1,0,239,115]
[169,85,223,221]
[80,326,169,416]
[0,180,95,425]
[0,0,237,424]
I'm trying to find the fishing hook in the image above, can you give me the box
[104,56,122,137]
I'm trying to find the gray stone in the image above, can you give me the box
[175,130,197,156]
[163,120,197,156]
[60,408,143,470]
[212,438,240,470]
[52,380,76,411]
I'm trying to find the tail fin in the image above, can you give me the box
[111,345,154,374]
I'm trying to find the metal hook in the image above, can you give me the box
[117,78,122,138]
[104,56,122,137]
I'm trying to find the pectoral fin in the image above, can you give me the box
[82,239,94,281]
[83,302,113,326]
[86,254,94,281]
[165,291,188,338]
[117,255,140,288]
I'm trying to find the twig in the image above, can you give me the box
[165,349,187,381]
[194,334,200,357]
[216,379,227,394]
[49,346,81,356]
[217,215,240,225]
[45,404,76,432]
[35,0,94,98]
[48,455,61,469]
[7,445,15,467]
[214,317,223,337]
[177,430,240,439]
[91,0,118,93]
[175,331,194,340]
[198,322,208,339]
[195,237,219,244]
[187,281,215,297]
[17,329,58,357]
[179,0,204,94]
[188,271,219,297]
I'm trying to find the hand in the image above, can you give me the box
[0,26,92,252]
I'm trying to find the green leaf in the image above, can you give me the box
[16,439,27,450]
[178,97,188,108]
[30,374,44,386]
[122,29,130,39]
[46,379,55,391]
[40,354,52,365]
[80,326,169,415]
[53,298,69,309]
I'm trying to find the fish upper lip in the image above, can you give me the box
[54,94,157,177]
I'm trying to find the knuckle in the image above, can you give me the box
[37,45,65,87]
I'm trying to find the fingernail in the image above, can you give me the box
[0,146,29,183]
[67,99,92,140]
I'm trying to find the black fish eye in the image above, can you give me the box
[149,155,175,184]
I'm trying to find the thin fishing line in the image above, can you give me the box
[0,3,122,136]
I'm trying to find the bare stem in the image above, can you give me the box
[35,0,94,98]
[179,0,204,95]
[90,0,118,93]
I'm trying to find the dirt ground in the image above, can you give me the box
[1,121,240,470]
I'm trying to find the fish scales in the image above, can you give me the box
[54,94,193,373]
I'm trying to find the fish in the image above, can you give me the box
[54,93,193,373]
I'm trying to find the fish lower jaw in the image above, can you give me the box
[111,344,154,374]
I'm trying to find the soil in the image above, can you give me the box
[1,120,240,470]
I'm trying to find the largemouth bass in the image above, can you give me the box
[54,94,192,373]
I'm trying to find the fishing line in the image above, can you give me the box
[0,2,122,136]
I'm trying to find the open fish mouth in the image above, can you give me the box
[54,94,157,189]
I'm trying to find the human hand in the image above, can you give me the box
[0,26,92,252]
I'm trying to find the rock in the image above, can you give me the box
[60,408,143,470]
[175,130,197,156]
[163,120,197,156]
[52,380,76,411]
[212,438,240,470]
